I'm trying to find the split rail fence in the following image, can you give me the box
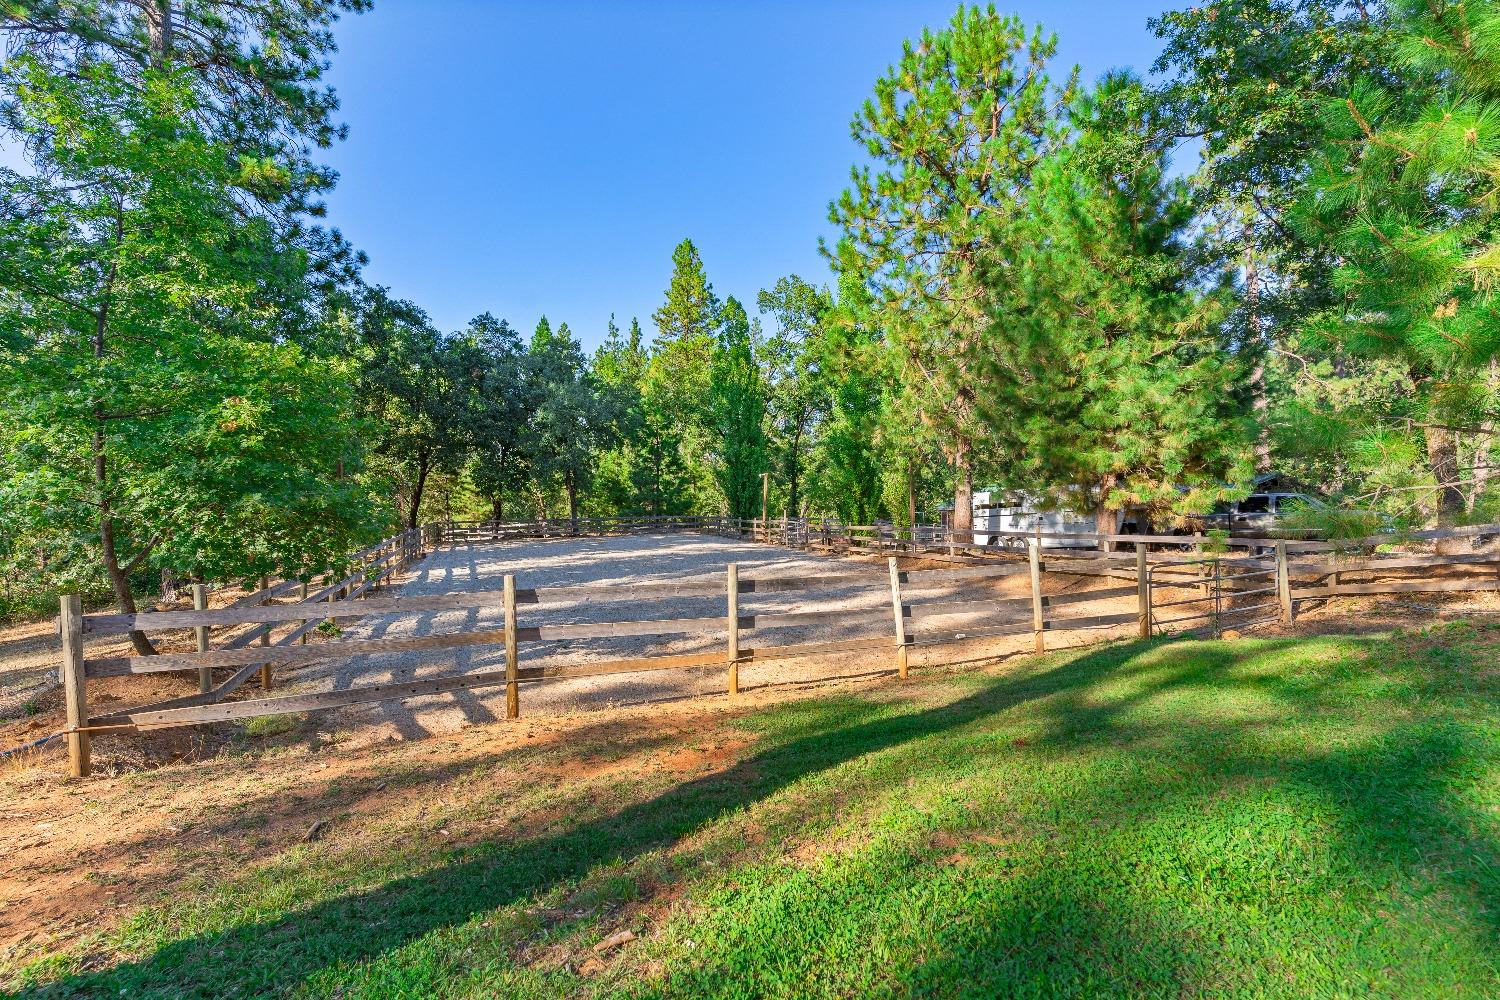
[51,516,1500,777]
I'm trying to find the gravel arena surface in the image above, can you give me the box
[305,533,1114,743]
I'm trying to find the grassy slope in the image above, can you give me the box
[7,625,1500,998]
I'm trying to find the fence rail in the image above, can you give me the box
[49,515,1500,778]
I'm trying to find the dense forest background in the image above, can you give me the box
[3,0,1499,625]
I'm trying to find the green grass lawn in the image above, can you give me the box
[9,625,1500,998]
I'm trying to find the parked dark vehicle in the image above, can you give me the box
[1195,492,1326,536]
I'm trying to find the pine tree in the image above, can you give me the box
[589,315,650,515]
[643,239,722,514]
[982,73,1255,533]
[1150,1,1397,470]
[710,297,769,519]
[523,318,609,529]
[806,276,892,525]
[651,239,721,346]
[1289,0,1500,523]
[828,6,1075,534]
[0,9,375,652]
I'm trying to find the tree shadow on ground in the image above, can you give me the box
[17,633,1500,998]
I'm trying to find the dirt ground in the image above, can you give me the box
[0,529,1495,963]
[0,590,1492,965]
[0,530,1494,959]
[306,533,1153,744]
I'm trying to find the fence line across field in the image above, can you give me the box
[50,516,1500,777]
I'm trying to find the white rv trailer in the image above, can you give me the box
[972,490,1100,549]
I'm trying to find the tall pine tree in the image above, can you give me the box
[983,73,1255,534]
[710,297,769,519]
[643,239,722,514]
[829,6,1075,534]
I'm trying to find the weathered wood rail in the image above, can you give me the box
[56,525,428,776]
[50,515,1500,777]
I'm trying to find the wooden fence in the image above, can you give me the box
[435,514,1371,556]
[58,525,427,777]
[51,516,1500,777]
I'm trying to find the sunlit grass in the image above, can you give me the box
[7,624,1500,998]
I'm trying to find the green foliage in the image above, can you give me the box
[463,313,532,523]
[356,290,490,528]
[829,6,1077,526]
[709,297,769,520]
[806,305,889,525]
[756,276,831,517]
[586,315,650,516]
[641,239,723,515]
[523,318,614,525]
[0,48,382,637]
[984,73,1255,524]
[1281,0,1500,521]
[3,0,371,255]
[1150,0,1500,528]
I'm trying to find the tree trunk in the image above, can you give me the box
[1094,503,1123,553]
[566,471,580,534]
[407,451,432,530]
[1428,423,1468,556]
[650,444,663,517]
[490,497,504,524]
[146,0,173,64]
[92,411,155,655]
[951,444,973,539]
[906,461,918,533]
[1245,248,1272,472]
[786,425,804,518]
[100,512,155,656]
[1469,359,1498,524]
[1095,474,1122,552]
[1425,425,1465,524]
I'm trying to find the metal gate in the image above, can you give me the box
[1146,556,1284,638]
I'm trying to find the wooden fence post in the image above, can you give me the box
[761,472,769,544]
[60,594,89,778]
[887,556,909,680]
[1136,542,1151,639]
[1028,539,1045,654]
[1193,531,1209,596]
[1276,541,1293,624]
[726,563,740,696]
[299,580,310,644]
[503,574,519,719]
[259,576,273,690]
[193,583,211,694]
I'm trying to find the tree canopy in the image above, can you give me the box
[6,0,1500,622]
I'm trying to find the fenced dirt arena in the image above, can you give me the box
[309,532,1139,744]
[10,515,1500,778]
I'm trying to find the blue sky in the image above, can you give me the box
[322,1,1178,350]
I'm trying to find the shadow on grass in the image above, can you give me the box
[15,632,1500,997]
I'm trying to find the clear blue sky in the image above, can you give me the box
[322,1,1177,350]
